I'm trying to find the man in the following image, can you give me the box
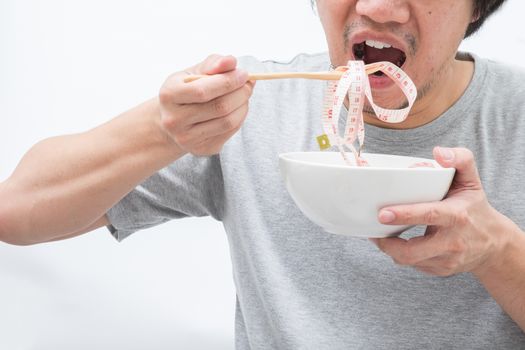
[1,0,524,348]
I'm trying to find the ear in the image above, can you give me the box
[471,7,480,23]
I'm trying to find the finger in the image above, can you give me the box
[191,110,248,156]
[207,125,241,151]
[433,147,482,190]
[189,102,249,141]
[167,69,249,104]
[371,232,446,266]
[378,201,456,227]
[182,83,254,124]
[190,54,238,75]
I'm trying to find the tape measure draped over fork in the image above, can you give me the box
[319,61,417,166]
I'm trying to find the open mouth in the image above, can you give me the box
[353,40,406,76]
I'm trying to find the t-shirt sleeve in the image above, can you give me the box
[106,154,224,241]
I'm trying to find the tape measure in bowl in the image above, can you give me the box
[318,61,424,167]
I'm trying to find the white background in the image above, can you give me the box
[0,1,523,349]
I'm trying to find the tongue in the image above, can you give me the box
[364,45,405,67]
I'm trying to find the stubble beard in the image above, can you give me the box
[362,79,434,115]
[340,21,438,115]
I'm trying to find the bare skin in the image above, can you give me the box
[1,0,523,334]
[317,0,525,331]
[0,54,254,244]
[317,0,475,128]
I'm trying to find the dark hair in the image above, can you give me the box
[309,0,508,38]
[467,0,507,37]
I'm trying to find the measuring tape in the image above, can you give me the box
[318,61,423,167]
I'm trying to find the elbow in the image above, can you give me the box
[0,181,36,246]
[0,212,36,246]
[0,209,29,246]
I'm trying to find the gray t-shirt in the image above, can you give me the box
[107,52,525,349]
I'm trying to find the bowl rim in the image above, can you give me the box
[279,151,456,173]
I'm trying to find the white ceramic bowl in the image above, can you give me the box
[279,152,455,238]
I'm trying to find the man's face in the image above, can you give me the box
[317,0,475,111]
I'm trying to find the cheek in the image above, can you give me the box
[422,4,472,53]
[318,0,354,36]
[416,8,470,65]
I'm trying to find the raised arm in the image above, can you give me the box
[0,55,253,245]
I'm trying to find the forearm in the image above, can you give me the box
[0,98,184,244]
[473,218,525,331]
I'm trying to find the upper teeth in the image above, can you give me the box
[365,40,392,49]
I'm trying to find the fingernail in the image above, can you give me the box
[379,210,396,223]
[237,69,248,84]
[438,147,455,162]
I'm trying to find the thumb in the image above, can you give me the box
[195,54,238,75]
[433,146,482,189]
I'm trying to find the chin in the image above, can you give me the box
[364,94,409,111]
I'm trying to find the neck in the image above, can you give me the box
[363,57,474,130]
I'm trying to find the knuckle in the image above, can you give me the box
[159,86,174,105]
[400,210,413,223]
[223,76,236,92]
[229,121,242,135]
[220,116,236,132]
[213,99,230,115]
[194,86,209,102]
[453,209,470,227]
[160,109,190,134]
[423,207,439,225]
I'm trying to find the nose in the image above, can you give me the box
[355,0,410,24]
